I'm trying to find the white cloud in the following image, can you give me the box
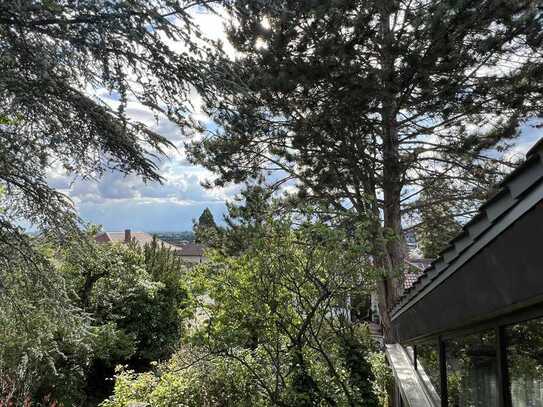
[189,6,237,57]
[47,5,543,232]
[40,6,240,231]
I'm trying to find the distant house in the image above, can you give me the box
[95,229,205,264]
[175,242,206,264]
[369,257,432,328]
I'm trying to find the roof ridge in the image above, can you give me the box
[392,137,543,317]
[527,136,543,158]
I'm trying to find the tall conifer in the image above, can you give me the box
[190,0,543,337]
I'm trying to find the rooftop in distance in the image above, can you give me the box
[95,229,205,263]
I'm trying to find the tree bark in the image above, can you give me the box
[377,0,405,343]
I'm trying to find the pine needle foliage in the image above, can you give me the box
[189,0,543,335]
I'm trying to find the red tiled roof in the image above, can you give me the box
[404,271,424,290]
[403,258,432,290]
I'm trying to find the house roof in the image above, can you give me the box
[403,271,423,290]
[177,242,205,257]
[403,259,431,290]
[95,231,180,252]
[95,231,205,257]
[392,138,543,318]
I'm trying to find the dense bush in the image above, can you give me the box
[102,347,262,407]
[0,229,190,405]
[0,249,92,405]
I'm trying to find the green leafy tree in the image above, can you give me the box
[222,184,274,254]
[102,346,263,407]
[0,2,216,399]
[59,233,162,402]
[189,0,542,337]
[140,237,190,363]
[104,214,381,406]
[186,214,379,406]
[202,183,274,255]
[413,179,464,259]
[198,208,218,229]
[0,238,92,405]
[55,231,189,402]
[1,223,192,405]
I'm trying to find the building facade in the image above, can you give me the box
[387,139,543,407]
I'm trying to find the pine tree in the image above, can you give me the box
[189,0,543,338]
[198,208,218,229]
[194,207,220,244]
[413,179,464,259]
[218,185,271,252]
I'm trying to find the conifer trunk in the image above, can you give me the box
[377,0,405,342]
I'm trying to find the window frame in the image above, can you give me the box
[406,304,543,407]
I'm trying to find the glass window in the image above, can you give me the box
[416,342,441,403]
[506,317,543,407]
[445,329,498,406]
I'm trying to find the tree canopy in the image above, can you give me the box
[194,207,221,243]
[188,0,543,334]
[0,0,218,291]
[189,216,379,405]
[105,213,384,406]
[0,227,190,405]
[3,1,543,404]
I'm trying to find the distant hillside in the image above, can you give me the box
[153,231,195,246]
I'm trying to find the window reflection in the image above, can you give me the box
[416,342,441,403]
[446,330,498,406]
[507,317,543,407]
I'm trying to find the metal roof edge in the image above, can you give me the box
[392,178,543,320]
[392,141,543,318]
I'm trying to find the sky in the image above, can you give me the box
[46,6,543,233]
[48,7,236,232]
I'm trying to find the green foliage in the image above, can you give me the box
[187,214,380,406]
[140,238,190,362]
[198,208,218,229]
[0,238,92,405]
[102,347,262,407]
[193,0,536,204]
[105,214,382,406]
[508,319,543,379]
[55,232,190,402]
[219,184,274,255]
[154,231,196,245]
[189,0,541,326]
[368,352,393,407]
[0,4,215,399]
[0,0,217,247]
[0,227,191,405]
[414,179,470,259]
[60,237,160,365]
[194,208,221,245]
